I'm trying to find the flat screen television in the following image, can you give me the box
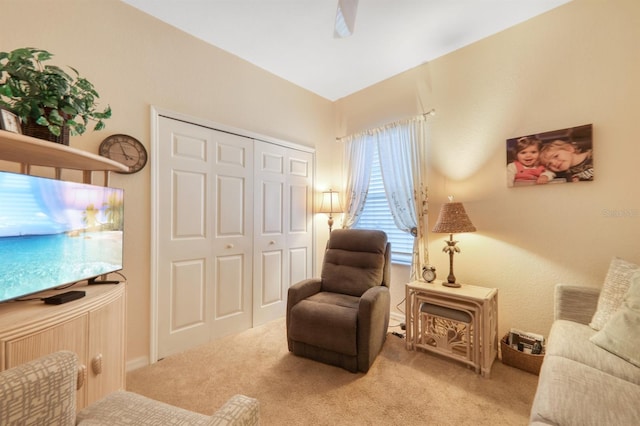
[0,170,124,303]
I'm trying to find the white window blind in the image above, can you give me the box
[353,148,414,264]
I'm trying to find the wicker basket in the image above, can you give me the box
[500,334,545,375]
[22,120,70,145]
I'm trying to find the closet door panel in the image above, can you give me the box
[253,142,287,325]
[210,131,253,339]
[157,118,253,356]
[286,150,314,289]
[157,120,214,359]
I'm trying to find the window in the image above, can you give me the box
[353,148,414,264]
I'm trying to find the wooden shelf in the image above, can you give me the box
[0,129,128,172]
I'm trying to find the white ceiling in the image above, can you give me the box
[122,0,571,101]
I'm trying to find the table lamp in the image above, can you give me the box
[432,197,476,287]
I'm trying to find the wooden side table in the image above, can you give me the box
[405,280,498,377]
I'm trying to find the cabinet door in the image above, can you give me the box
[87,289,126,405]
[4,315,89,408]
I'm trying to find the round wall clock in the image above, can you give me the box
[422,265,436,283]
[99,134,148,174]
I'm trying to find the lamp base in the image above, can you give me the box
[442,235,461,288]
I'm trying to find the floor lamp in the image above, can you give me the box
[319,189,343,232]
[432,198,476,287]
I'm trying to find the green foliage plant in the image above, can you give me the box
[0,47,111,137]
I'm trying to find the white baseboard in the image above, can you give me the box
[126,356,149,372]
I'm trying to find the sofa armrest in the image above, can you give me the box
[554,283,600,324]
[208,394,260,426]
[77,391,259,426]
[0,351,77,426]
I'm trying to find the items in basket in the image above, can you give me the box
[508,328,545,354]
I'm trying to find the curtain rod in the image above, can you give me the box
[335,109,435,141]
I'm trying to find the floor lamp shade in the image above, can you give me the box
[319,190,343,232]
[432,201,476,287]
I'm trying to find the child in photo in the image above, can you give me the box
[507,137,555,187]
[539,140,594,182]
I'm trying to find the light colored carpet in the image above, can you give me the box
[127,318,538,425]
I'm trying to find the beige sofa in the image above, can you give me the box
[529,284,640,425]
[0,351,259,425]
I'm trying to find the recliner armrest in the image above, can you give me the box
[287,278,322,308]
[359,285,389,306]
[287,278,322,346]
[358,286,391,326]
[357,286,391,372]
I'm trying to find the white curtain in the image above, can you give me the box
[340,116,430,278]
[374,119,429,280]
[341,134,374,228]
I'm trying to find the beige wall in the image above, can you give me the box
[332,0,640,339]
[3,0,639,365]
[1,0,334,366]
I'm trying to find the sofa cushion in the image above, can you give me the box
[590,271,640,368]
[589,256,639,330]
[546,319,640,385]
[530,355,640,425]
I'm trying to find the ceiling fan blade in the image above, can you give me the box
[334,0,359,38]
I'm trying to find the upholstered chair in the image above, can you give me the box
[287,229,391,373]
[0,351,260,425]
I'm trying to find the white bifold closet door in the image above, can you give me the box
[155,116,312,360]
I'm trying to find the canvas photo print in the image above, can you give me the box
[506,124,593,187]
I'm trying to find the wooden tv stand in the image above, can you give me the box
[0,282,126,409]
[0,129,129,409]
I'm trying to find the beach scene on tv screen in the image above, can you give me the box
[0,172,124,302]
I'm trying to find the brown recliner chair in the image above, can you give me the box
[286,229,391,373]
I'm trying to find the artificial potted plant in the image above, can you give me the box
[0,47,111,145]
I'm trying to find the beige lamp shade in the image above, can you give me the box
[432,202,476,234]
[318,190,343,214]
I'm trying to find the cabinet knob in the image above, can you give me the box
[77,364,87,390]
[226,244,234,249]
[91,353,103,375]
[269,240,276,245]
